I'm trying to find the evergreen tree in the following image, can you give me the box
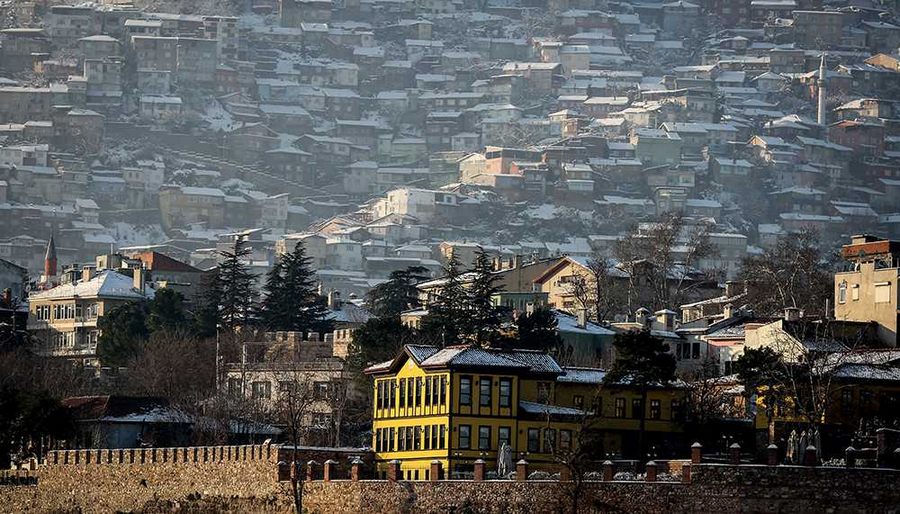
[603,330,676,459]
[260,242,332,334]
[217,235,257,332]
[366,266,428,319]
[467,248,503,346]
[0,386,73,469]
[514,307,564,353]
[348,317,417,373]
[147,288,188,333]
[734,347,787,445]
[260,257,288,329]
[97,301,150,367]
[283,242,332,334]
[193,269,222,338]
[421,252,470,346]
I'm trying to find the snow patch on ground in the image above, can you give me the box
[201,97,240,132]
[221,178,255,193]
[109,222,167,247]
[521,203,593,221]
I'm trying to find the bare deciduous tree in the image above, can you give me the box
[125,329,216,405]
[682,358,735,443]
[567,255,625,322]
[736,319,866,448]
[272,371,317,514]
[547,383,603,514]
[615,213,718,311]
[739,230,836,318]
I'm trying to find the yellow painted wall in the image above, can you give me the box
[371,356,685,475]
[372,359,452,476]
[451,373,519,417]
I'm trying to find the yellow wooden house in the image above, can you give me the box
[365,344,686,478]
[365,344,581,478]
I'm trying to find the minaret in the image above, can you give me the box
[817,52,827,126]
[43,234,57,284]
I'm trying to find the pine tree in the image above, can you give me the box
[421,252,470,346]
[261,242,332,334]
[468,248,503,346]
[366,266,428,319]
[260,257,288,329]
[97,301,149,367]
[515,307,563,353]
[147,288,188,334]
[193,269,222,338]
[218,235,257,332]
[283,242,332,334]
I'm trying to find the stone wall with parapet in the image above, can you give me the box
[5,447,900,513]
[300,463,900,514]
[0,444,293,514]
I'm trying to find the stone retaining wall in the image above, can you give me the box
[4,447,900,513]
[301,464,900,514]
[0,444,293,514]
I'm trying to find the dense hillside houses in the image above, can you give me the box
[5,0,900,509]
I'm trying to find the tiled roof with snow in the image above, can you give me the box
[504,350,563,374]
[558,367,606,384]
[832,363,900,382]
[555,310,617,335]
[30,270,154,301]
[421,347,528,369]
[407,344,440,363]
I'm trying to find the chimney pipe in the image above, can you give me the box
[133,266,144,294]
[784,307,800,322]
[328,290,342,310]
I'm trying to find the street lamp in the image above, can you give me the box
[215,323,222,391]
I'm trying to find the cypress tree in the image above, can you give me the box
[366,266,428,319]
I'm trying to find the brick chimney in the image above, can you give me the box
[724,280,744,298]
